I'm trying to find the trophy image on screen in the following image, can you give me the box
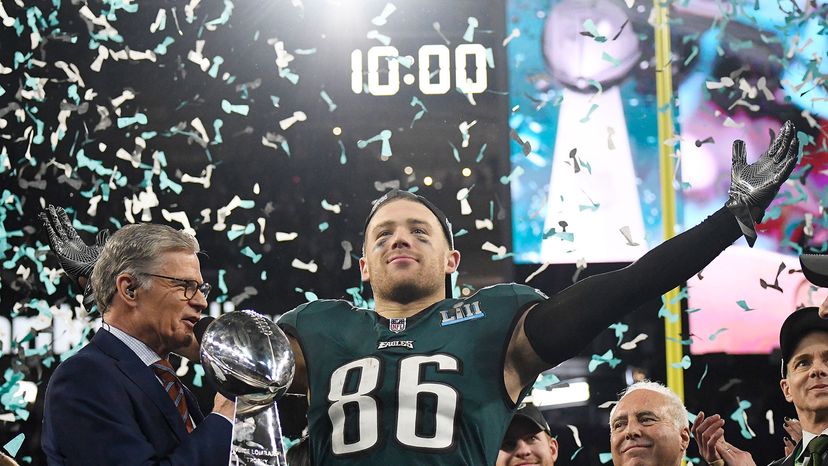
[198,310,296,466]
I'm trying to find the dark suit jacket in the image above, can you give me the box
[768,441,827,466]
[42,329,232,465]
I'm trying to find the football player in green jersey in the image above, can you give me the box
[279,123,800,464]
[40,122,801,465]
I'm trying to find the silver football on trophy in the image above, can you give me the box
[199,310,295,407]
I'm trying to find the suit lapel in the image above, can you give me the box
[92,330,190,441]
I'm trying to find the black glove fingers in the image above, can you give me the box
[772,123,794,163]
[39,212,60,249]
[731,140,747,170]
[46,205,67,240]
[57,206,81,241]
[95,229,109,247]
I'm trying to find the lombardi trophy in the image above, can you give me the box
[197,310,295,465]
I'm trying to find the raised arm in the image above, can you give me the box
[39,205,107,310]
[505,121,799,396]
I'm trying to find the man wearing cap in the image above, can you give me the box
[497,403,559,466]
[610,381,691,466]
[800,254,828,318]
[693,306,828,466]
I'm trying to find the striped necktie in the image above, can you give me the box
[808,435,828,466]
[151,359,194,433]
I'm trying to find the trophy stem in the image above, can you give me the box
[229,397,287,466]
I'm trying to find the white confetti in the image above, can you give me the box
[502,28,520,46]
[291,258,318,273]
[162,209,196,236]
[481,241,507,256]
[475,218,493,230]
[279,111,307,130]
[620,333,648,350]
[276,232,298,241]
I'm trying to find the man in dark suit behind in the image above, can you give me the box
[41,222,234,465]
[693,306,828,466]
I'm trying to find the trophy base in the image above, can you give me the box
[229,397,287,466]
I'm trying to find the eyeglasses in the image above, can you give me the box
[144,273,212,300]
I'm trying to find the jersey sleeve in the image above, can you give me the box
[508,283,548,311]
[276,302,312,339]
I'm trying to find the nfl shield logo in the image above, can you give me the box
[389,318,406,333]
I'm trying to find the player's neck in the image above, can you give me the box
[374,293,444,319]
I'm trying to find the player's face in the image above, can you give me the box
[781,331,828,417]
[360,199,459,304]
[496,420,558,466]
[610,390,689,466]
[133,250,206,356]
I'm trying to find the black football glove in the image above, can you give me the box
[725,120,798,247]
[39,205,108,309]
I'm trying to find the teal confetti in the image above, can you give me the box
[71,218,98,234]
[543,228,574,241]
[116,112,148,128]
[736,300,754,312]
[260,271,267,280]
[500,166,524,184]
[580,104,599,123]
[159,171,182,194]
[608,322,629,345]
[454,228,468,237]
[283,436,301,452]
[687,411,698,424]
[3,433,24,457]
[671,355,691,369]
[212,119,224,144]
[218,269,228,294]
[154,36,175,55]
[221,99,250,115]
[208,56,224,78]
[204,0,234,27]
[279,68,300,84]
[658,296,680,323]
[599,452,613,463]
[409,97,427,128]
[319,222,329,232]
[697,363,708,389]
[709,328,728,340]
[192,364,205,387]
[601,51,621,66]
[357,130,393,157]
[570,446,583,460]
[729,399,755,439]
[227,223,255,241]
[449,142,460,163]
[320,91,337,111]
[589,349,622,372]
[582,19,607,42]
[338,140,347,164]
[240,247,262,263]
[533,373,560,389]
[476,143,487,162]
[579,202,600,212]
[666,336,693,346]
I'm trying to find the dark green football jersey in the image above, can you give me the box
[278,283,546,465]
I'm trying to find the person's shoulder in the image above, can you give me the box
[277,299,358,326]
[469,283,549,300]
[48,341,118,392]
